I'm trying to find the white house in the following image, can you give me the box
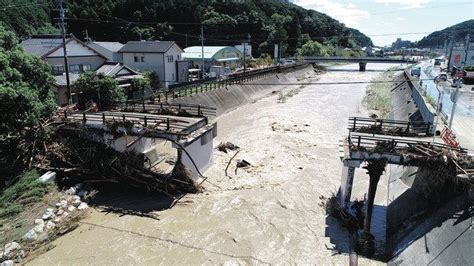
[119,41,185,88]
[88,41,124,62]
[21,34,107,105]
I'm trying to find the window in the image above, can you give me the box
[172,73,175,81]
[82,64,91,72]
[177,55,181,60]
[134,56,139,62]
[52,65,64,75]
[141,56,145,62]
[69,64,81,73]
[167,55,174,63]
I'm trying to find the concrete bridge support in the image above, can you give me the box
[358,160,387,256]
[359,62,367,72]
[339,160,361,208]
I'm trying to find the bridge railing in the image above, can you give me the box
[63,111,195,134]
[348,133,466,154]
[348,117,433,136]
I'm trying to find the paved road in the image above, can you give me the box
[418,61,474,150]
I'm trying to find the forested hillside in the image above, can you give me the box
[417,20,474,48]
[0,0,373,56]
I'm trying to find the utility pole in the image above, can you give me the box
[58,0,72,105]
[85,29,90,43]
[200,24,205,79]
[448,34,470,129]
[243,33,251,73]
[447,33,454,71]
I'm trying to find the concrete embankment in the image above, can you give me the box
[168,65,315,117]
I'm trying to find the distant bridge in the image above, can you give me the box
[288,56,417,71]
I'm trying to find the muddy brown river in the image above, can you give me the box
[30,64,401,265]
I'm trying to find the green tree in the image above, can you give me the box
[130,76,152,93]
[0,25,55,132]
[0,25,56,181]
[75,72,125,110]
[297,40,329,57]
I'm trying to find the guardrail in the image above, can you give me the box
[348,117,433,136]
[116,102,217,117]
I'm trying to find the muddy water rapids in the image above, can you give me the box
[31,64,402,265]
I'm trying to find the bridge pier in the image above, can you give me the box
[358,159,387,256]
[359,62,367,72]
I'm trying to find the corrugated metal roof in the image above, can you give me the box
[182,46,240,60]
[119,41,176,53]
[92,42,124,52]
[21,36,68,58]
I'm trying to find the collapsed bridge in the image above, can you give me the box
[56,102,217,195]
[337,116,473,257]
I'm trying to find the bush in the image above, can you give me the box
[75,72,125,110]
[0,170,48,218]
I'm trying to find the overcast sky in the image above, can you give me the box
[291,0,474,46]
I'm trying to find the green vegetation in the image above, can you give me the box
[0,25,56,181]
[75,72,126,110]
[297,40,365,57]
[363,71,397,118]
[130,76,152,93]
[0,171,48,219]
[418,19,473,48]
[1,0,373,57]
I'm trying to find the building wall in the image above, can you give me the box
[449,43,474,69]
[122,44,183,88]
[46,56,105,72]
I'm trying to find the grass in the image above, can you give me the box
[363,70,398,118]
[0,170,49,219]
[0,170,60,245]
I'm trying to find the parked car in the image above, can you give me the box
[438,73,448,81]
[434,58,443,66]
[411,67,421,76]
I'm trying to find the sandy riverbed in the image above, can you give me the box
[30,63,402,265]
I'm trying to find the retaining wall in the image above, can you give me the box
[167,65,315,117]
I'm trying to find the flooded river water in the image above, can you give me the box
[30,64,401,265]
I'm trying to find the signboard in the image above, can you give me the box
[440,126,460,148]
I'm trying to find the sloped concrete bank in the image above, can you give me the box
[168,65,315,117]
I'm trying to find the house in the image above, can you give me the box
[183,46,242,74]
[96,62,144,99]
[119,41,186,88]
[88,41,124,62]
[21,34,108,105]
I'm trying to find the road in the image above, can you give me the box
[30,64,399,265]
[418,61,474,149]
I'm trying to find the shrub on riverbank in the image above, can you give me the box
[363,70,397,118]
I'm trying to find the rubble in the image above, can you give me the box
[217,142,240,153]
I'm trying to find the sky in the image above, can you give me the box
[291,0,474,46]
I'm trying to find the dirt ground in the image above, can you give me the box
[29,64,402,265]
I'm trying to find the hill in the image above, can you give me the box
[0,0,373,56]
[417,19,474,48]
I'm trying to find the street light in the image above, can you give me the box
[432,76,444,144]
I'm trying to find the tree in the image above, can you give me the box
[0,25,55,132]
[75,72,125,110]
[297,40,329,57]
[0,25,56,180]
[130,76,152,94]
